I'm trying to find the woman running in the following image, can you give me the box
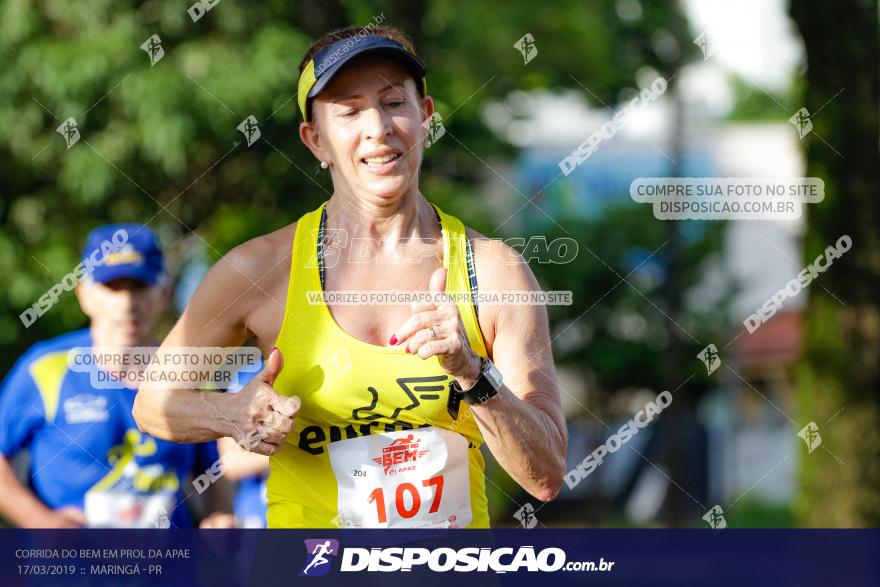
[133,25,567,528]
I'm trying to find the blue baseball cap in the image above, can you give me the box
[81,224,165,285]
[297,34,427,120]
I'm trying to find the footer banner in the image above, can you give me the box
[1,529,877,586]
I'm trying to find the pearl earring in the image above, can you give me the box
[320,160,329,169]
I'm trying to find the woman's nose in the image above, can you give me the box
[363,106,391,139]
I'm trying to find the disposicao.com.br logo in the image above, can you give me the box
[299,539,614,574]
[301,539,340,577]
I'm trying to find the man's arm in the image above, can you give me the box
[217,436,270,482]
[198,439,268,528]
[0,351,86,527]
[0,454,85,528]
[197,476,236,528]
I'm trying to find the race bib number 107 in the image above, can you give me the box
[327,427,472,528]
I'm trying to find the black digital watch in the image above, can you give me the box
[446,358,503,420]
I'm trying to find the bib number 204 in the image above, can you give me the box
[367,475,444,523]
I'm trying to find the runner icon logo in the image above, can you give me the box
[697,344,721,375]
[513,503,539,529]
[351,375,449,422]
[300,539,340,577]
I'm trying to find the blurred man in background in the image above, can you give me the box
[0,224,233,528]
[218,436,269,528]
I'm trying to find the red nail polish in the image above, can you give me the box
[389,335,398,345]
[405,347,410,354]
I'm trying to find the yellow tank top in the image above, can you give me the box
[267,201,490,528]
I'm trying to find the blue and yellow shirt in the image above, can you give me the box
[0,329,218,528]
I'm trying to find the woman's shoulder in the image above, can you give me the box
[175,222,298,345]
[464,226,536,290]
[221,223,297,279]
[200,222,297,307]
[463,225,543,351]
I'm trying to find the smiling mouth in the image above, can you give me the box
[361,152,403,168]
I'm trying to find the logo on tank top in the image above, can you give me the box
[297,375,450,456]
[351,375,449,421]
[372,434,430,475]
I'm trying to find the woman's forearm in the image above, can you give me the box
[133,388,230,443]
[470,385,567,502]
[134,348,297,456]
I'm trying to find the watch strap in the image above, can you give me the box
[446,358,501,420]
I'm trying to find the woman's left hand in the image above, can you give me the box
[391,268,483,388]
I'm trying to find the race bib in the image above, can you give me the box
[85,490,176,528]
[327,427,471,528]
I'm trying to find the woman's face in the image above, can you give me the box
[301,55,433,205]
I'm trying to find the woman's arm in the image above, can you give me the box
[466,250,567,501]
[132,236,300,455]
[393,240,568,502]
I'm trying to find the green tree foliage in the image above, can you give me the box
[790,0,880,527]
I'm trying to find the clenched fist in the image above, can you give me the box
[224,348,300,456]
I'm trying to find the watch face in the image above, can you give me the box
[484,361,503,388]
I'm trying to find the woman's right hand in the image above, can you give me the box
[225,348,300,456]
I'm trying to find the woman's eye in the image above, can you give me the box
[340,109,358,118]
[386,101,404,108]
